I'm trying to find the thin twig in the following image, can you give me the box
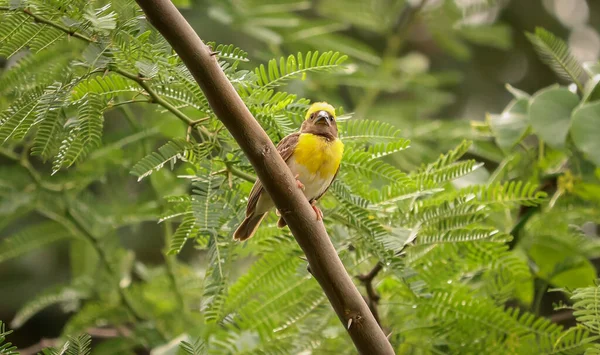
[550,309,575,324]
[357,263,384,328]
[225,163,257,183]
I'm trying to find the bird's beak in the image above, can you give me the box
[314,110,332,126]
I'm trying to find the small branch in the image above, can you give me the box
[18,338,59,355]
[0,147,69,191]
[550,309,575,324]
[108,98,151,109]
[10,7,95,42]
[357,263,383,328]
[111,67,212,139]
[225,163,257,183]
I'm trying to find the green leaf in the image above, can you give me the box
[529,240,596,289]
[167,215,197,255]
[338,119,402,142]
[254,51,347,88]
[207,42,249,62]
[130,138,195,181]
[526,27,586,89]
[52,94,106,174]
[583,62,600,103]
[458,24,512,50]
[0,222,73,264]
[571,101,600,166]
[488,98,529,151]
[65,334,92,355]
[11,283,90,328]
[0,322,18,355]
[529,86,579,148]
[180,338,206,355]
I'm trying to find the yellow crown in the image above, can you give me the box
[305,102,336,121]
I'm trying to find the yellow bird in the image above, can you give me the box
[233,102,344,241]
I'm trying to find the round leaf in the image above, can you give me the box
[529,87,579,148]
[571,101,600,166]
[488,98,529,151]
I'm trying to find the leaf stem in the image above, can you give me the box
[225,163,257,183]
[0,7,96,43]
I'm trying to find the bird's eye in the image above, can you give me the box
[310,114,315,120]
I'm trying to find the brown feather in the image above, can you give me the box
[244,133,300,217]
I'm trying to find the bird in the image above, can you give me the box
[233,102,344,241]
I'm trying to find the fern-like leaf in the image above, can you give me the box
[130,138,194,181]
[167,215,198,255]
[0,321,18,355]
[207,42,249,62]
[0,222,73,264]
[254,51,347,88]
[180,338,207,355]
[467,181,547,207]
[343,150,409,184]
[571,284,600,334]
[366,139,411,159]
[0,88,43,144]
[11,283,90,328]
[339,119,402,142]
[526,27,585,89]
[65,334,92,355]
[416,228,511,246]
[52,94,105,174]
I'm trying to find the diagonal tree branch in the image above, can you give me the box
[133,0,395,353]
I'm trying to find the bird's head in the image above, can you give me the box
[301,102,338,139]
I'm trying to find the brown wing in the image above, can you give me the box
[244,133,300,216]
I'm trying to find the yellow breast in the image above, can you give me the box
[294,133,344,177]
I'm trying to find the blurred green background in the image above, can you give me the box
[1,0,599,348]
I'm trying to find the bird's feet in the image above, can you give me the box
[295,174,305,190]
[311,200,323,221]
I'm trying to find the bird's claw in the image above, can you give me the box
[294,174,305,190]
[311,201,323,221]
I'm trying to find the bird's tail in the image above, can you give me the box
[233,213,267,241]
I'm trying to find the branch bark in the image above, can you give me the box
[133,1,395,353]
[357,263,384,328]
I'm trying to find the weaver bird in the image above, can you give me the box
[233,102,344,241]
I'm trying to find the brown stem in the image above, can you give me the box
[133,1,394,353]
[357,263,384,328]
[550,310,575,324]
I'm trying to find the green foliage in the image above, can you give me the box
[526,27,586,89]
[1,1,599,354]
[180,338,207,355]
[254,51,347,88]
[41,334,92,355]
[0,221,74,263]
[130,139,195,181]
[0,321,18,355]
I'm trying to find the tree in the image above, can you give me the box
[1,0,600,354]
